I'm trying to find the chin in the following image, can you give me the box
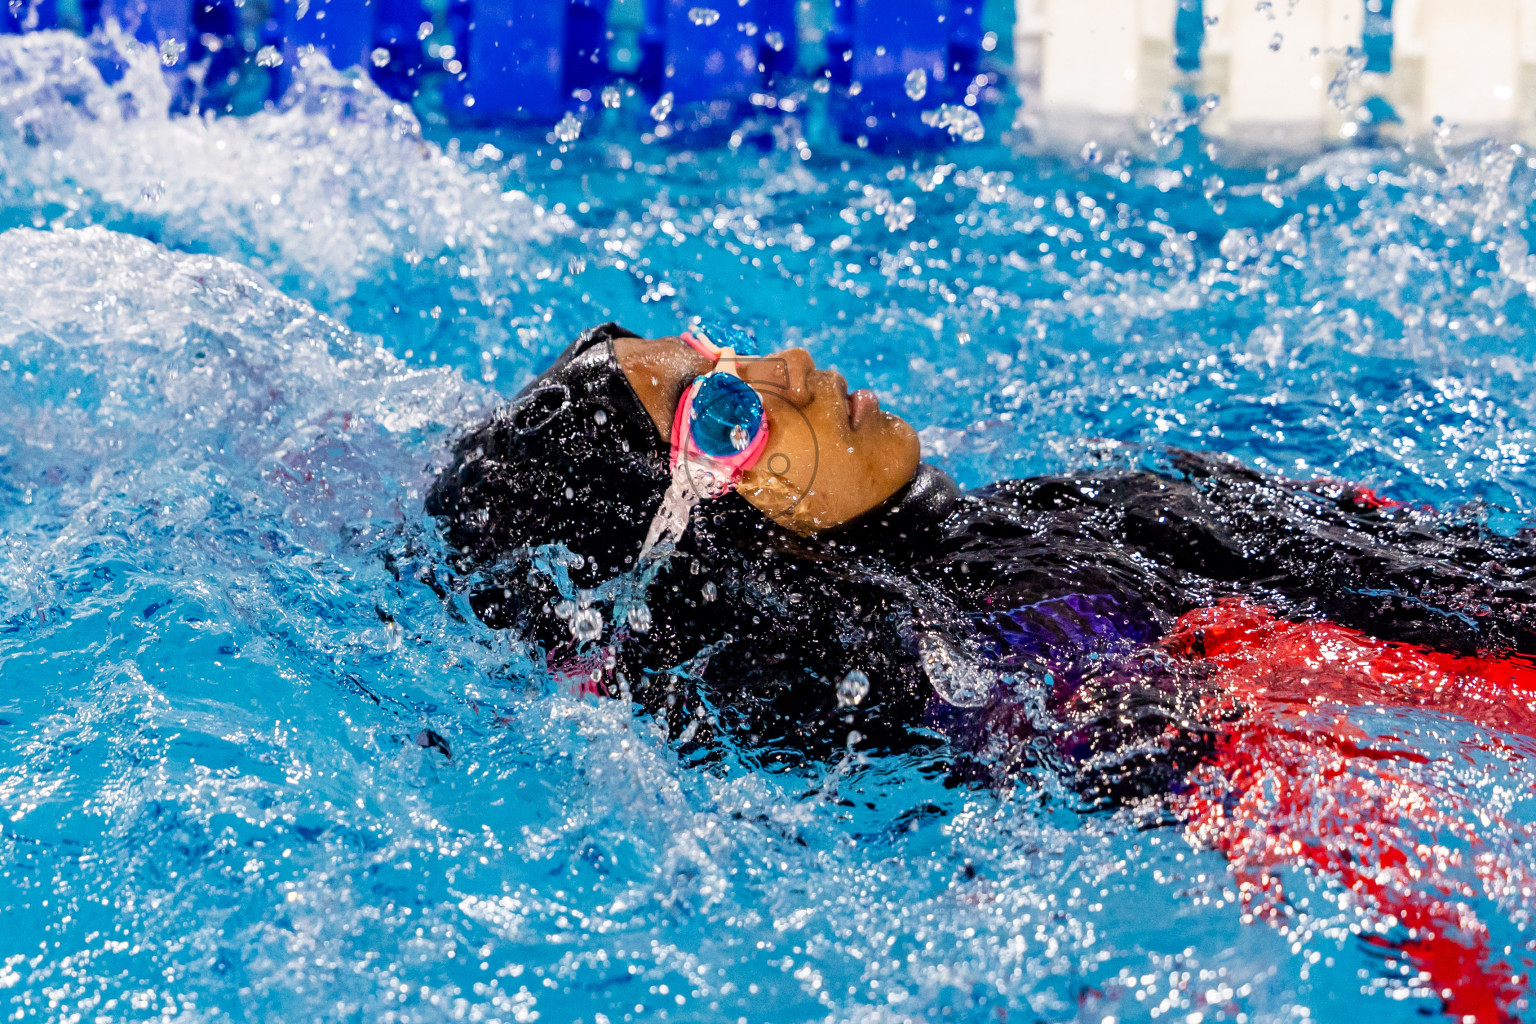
[880,416,922,464]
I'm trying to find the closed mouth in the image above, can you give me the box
[848,388,879,431]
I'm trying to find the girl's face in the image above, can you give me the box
[616,335,922,534]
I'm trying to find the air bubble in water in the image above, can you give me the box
[765,30,785,52]
[626,604,652,635]
[650,92,675,122]
[688,6,720,25]
[554,599,576,620]
[255,45,283,67]
[554,112,582,143]
[1269,32,1283,51]
[837,670,870,707]
[1261,183,1283,208]
[701,581,717,602]
[573,606,603,642]
[918,633,994,707]
[371,47,390,67]
[593,409,608,425]
[601,84,622,109]
[160,38,185,66]
[905,68,927,101]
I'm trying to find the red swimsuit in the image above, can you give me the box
[1165,599,1536,1022]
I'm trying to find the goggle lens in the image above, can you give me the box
[688,373,765,458]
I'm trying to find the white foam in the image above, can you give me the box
[0,29,569,306]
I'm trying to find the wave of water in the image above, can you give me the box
[2,24,1536,1024]
[0,30,568,319]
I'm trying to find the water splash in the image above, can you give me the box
[552,111,582,143]
[921,103,985,142]
[0,29,567,310]
[3,37,1536,1024]
[637,460,710,565]
[918,632,995,707]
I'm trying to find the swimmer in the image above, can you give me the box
[428,323,1536,1020]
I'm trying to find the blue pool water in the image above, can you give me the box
[3,27,1536,1024]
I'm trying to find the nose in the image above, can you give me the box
[738,346,815,407]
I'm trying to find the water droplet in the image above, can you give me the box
[701,581,717,602]
[884,196,916,232]
[626,604,652,635]
[593,409,608,425]
[920,104,985,143]
[1219,228,1259,264]
[765,30,784,52]
[918,633,993,707]
[904,67,927,101]
[573,606,603,642]
[370,47,390,68]
[553,112,582,143]
[255,45,282,68]
[601,84,622,109]
[837,670,870,707]
[650,92,675,122]
[554,599,576,620]
[688,6,720,25]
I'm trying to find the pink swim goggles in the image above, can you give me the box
[669,322,770,498]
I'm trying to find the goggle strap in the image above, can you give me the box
[680,329,722,360]
[668,377,703,468]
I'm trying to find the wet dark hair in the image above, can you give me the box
[427,324,1536,801]
[426,323,670,586]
